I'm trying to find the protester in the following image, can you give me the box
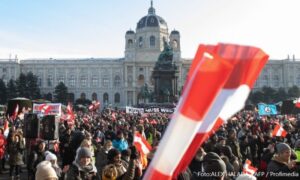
[266,142,298,179]
[45,152,62,179]
[28,141,46,180]
[7,134,24,179]
[65,147,98,180]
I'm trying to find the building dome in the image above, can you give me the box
[171,30,180,35]
[126,30,135,35]
[136,2,168,30]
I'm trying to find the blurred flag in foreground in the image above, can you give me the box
[144,43,268,180]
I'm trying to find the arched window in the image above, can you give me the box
[103,93,109,104]
[114,93,120,103]
[138,37,143,48]
[114,75,121,87]
[127,39,133,47]
[150,36,155,47]
[172,40,178,49]
[138,74,145,86]
[92,92,97,101]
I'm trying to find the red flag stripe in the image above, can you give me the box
[179,51,234,120]
[144,49,235,179]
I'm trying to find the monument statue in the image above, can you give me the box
[152,39,178,103]
[155,39,174,69]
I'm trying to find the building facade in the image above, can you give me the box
[0,4,298,106]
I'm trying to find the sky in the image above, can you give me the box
[0,0,299,60]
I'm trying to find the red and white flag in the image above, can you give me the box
[173,44,268,177]
[143,45,235,180]
[94,101,101,109]
[243,159,258,175]
[39,104,52,115]
[88,104,94,111]
[134,132,152,155]
[272,124,287,137]
[295,98,300,108]
[3,120,9,138]
[111,112,116,121]
[12,104,19,120]
[88,101,101,111]
[66,103,75,123]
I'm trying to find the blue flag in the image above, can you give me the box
[257,103,277,115]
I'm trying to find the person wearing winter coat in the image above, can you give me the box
[112,131,128,152]
[65,147,98,180]
[0,128,7,174]
[267,143,298,179]
[95,140,113,176]
[45,152,62,179]
[28,141,46,180]
[102,147,137,180]
[7,134,24,179]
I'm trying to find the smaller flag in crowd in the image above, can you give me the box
[134,132,152,169]
[272,123,287,137]
[295,97,300,108]
[89,101,101,111]
[12,104,19,120]
[257,103,277,116]
[134,132,152,155]
[3,120,9,138]
[243,159,257,175]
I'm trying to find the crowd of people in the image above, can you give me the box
[0,107,299,180]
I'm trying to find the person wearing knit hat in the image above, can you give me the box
[267,143,298,179]
[202,152,226,180]
[46,153,57,162]
[45,153,62,179]
[65,147,98,180]
[35,161,58,180]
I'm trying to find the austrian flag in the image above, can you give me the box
[144,43,269,180]
[134,132,152,155]
[272,124,287,137]
[243,159,258,175]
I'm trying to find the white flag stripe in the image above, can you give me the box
[134,136,150,154]
[197,85,250,133]
[276,127,284,136]
[243,164,256,175]
[218,85,250,120]
[149,113,202,175]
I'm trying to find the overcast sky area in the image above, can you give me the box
[0,0,299,60]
